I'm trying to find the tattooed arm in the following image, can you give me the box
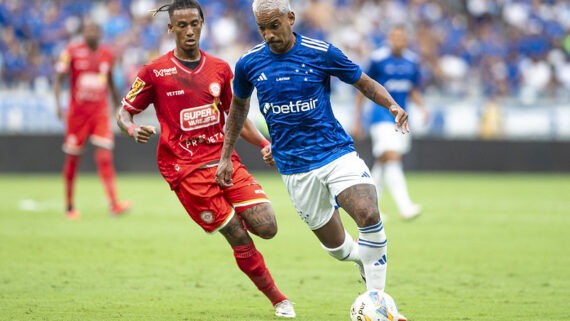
[216,95,251,187]
[353,73,410,133]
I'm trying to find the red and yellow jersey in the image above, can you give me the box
[55,42,114,116]
[122,50,239,189]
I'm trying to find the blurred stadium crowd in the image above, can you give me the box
[1,0,569,104]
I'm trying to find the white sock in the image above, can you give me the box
[358,221,387,291]
[321,230,360,263]
[383,161,413,213]
[371,161,384,201]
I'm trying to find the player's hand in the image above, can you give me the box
[215,159,234,188]
[389,104,410,134]
[132,125,157,144]
[261,144,275,167]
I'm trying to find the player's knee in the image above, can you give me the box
[357,211,381,228]
[253,224,277,240]
[241,204,277,239]
[380,151,401,162]
[94,148,113,163]
[221,222,250,244]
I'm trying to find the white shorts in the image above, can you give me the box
[281,152,375,230]
[370,122,412,157]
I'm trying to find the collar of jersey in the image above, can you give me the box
[169,50,206,74]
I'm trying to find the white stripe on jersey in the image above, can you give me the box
[402,49,418,62]
[370,47,418,63]
[300,36,329,51]
[301,43,330,52]
[370,47,391,62]
[242,43,265,58]
[301,36,329,47]
[121,99,144,112]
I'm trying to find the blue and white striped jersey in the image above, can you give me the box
[233,33,362,174]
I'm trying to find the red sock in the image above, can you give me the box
[94,148,118,207]
[63,154,80,211]
[233,241,288,306]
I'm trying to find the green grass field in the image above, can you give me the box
[1,172,569,321]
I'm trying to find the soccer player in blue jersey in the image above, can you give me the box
[216,1,408,319]
[353,26,428,220]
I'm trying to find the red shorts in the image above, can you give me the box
[174,160,269,233]
[63,111,113,155]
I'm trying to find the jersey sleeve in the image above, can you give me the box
[232,58,254,99]
[325,44,362,85]
[54,45,71,74]
[121,66,155,115]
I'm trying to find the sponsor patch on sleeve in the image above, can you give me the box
[126,77,145,102]
[55,50,71,73]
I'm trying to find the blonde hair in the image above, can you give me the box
[252,0,291,14]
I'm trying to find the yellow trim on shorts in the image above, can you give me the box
[210,208,236,234]
[233,198,270,208]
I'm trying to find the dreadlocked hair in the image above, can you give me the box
[150,0,204,20]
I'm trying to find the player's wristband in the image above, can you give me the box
[260,139,270,149]
[127,124,138,137]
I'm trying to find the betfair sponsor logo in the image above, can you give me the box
[262,98,318,115]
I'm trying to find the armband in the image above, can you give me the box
[260,139,270,149]
[127,124,138,137]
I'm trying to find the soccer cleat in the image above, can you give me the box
[398,313,408,321]
[110,201,131,217]
[401,204,422,221]
[66,209,80,220]
[274,300,296,318]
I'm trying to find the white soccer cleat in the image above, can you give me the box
[401,204,422,221]
[398,313,408,321]
[274,300,296,318]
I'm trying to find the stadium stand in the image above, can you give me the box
[1,0,569,139]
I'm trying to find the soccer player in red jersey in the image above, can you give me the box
[53,18,130,220]
[116,0,295,318]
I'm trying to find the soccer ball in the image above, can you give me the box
[349,291,399,321]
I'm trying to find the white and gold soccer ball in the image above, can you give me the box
[349,291,399,321]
